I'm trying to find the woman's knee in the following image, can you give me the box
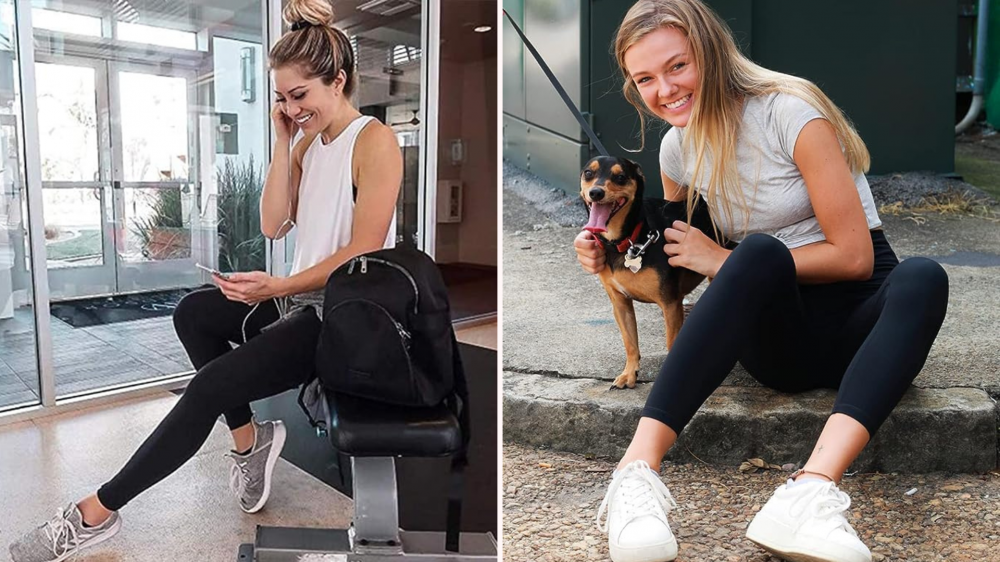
[723,233,795,283]
[886,257,949,325]
[172,287,223,336]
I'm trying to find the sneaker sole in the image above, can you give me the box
[49,515,123,562]
[746,512,871,562]
[608,538,678,562]
[244,421,286,514]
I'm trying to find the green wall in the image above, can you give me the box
[505,1,959,198]
[987,0,1000,127]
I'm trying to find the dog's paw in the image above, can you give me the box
[611,371,638,389]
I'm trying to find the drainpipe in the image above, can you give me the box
[957,0,990,133]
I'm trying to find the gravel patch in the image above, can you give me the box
[867,172,996,208]
[502,443,1000,562]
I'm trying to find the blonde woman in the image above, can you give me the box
[576,1,947,561]
[9,0,401,560]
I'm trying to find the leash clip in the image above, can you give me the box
[626,230,660,259]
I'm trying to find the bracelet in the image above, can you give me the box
[790,468,835,482]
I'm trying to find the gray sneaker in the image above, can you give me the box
[227,418,286,513]
[9,503,121,562]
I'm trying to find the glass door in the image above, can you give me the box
[35,57,200,299]
[110,62,199,293]
[23,0,269,401]
[34,57,117,300]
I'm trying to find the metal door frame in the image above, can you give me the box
[32,54,118,299]
[1,0,245,420]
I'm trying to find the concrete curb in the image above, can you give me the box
[503,371,998,473]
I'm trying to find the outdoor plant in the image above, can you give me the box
[216,155,266,273]
[131,156,265,270]
[131,186,189,260]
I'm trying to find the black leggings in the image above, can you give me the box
[97,287,320,511]
[641,232,948,437]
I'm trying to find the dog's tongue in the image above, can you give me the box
[583,203,614,234]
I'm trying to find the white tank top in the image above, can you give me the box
[290,115,396,275]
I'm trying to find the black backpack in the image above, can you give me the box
[300,247,471,553]
[308,247,470,449]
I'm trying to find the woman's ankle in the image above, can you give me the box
[793,468,836,484]
[77,494,113,527]
[615,455,662,474]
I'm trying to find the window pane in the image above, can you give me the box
[117,21,198,50]
[0,0,41,412]
[32,8,102,37]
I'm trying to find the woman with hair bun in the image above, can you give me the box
[577,1,948,561]
[9,0,402,559]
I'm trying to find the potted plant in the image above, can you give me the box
[132,187,189,260]
[217,156,265,272]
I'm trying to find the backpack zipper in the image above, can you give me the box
[328,298,412,343]
[358,256,420,313]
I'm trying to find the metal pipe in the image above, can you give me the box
[957,0,990,133]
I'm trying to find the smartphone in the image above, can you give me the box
[195,263,230,280]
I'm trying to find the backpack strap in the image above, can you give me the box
[445,330,470,553]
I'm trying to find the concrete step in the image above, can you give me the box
[503,371,998,473]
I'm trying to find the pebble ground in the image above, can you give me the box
[502,443,1000,562]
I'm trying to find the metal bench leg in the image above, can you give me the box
[352,456,403,554]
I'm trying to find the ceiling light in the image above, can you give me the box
[474,25,492,33]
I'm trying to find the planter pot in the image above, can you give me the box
[145,227,190,260]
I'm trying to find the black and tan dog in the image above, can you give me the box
[580,155,716,389]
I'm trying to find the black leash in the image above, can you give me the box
[503,9,609,157]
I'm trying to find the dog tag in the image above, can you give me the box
[624,254,642,273]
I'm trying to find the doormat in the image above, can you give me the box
[50,288,194,328]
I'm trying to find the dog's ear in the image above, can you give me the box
[622,158,644,180]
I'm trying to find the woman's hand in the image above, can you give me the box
[574,230,607,274]
[215,271,284,305]
[271,102,299,142]
[663,221,730,278]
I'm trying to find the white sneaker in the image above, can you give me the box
[746,479,872,562]
[595,460,679,562]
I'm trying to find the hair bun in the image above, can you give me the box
[283,0,335,28]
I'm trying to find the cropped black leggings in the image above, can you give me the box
[641,232,948,437]
[97,288,320,511]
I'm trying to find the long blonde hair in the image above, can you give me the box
[269,0,356,98]
[614,0,869,237]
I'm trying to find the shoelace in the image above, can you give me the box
[228,455,252,499]
[787,481,856,536]
[595,460,678,533]
[43,506,79,555]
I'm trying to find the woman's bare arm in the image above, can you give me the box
[787,119,874,283]
[261,134,312,239]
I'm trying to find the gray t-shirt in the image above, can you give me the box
[659,92,881,248]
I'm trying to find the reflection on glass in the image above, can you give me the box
[119,72,188,182]
[0,0,41,411]
[36,63,99,182]
[122,187,192,263]
[116,22,197,50]
[41,188,104,268]
[26,0,267,399]
[32,8,102,37]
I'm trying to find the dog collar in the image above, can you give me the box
[615,222,645,253]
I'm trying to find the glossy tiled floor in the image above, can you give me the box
[0,392,352,561]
